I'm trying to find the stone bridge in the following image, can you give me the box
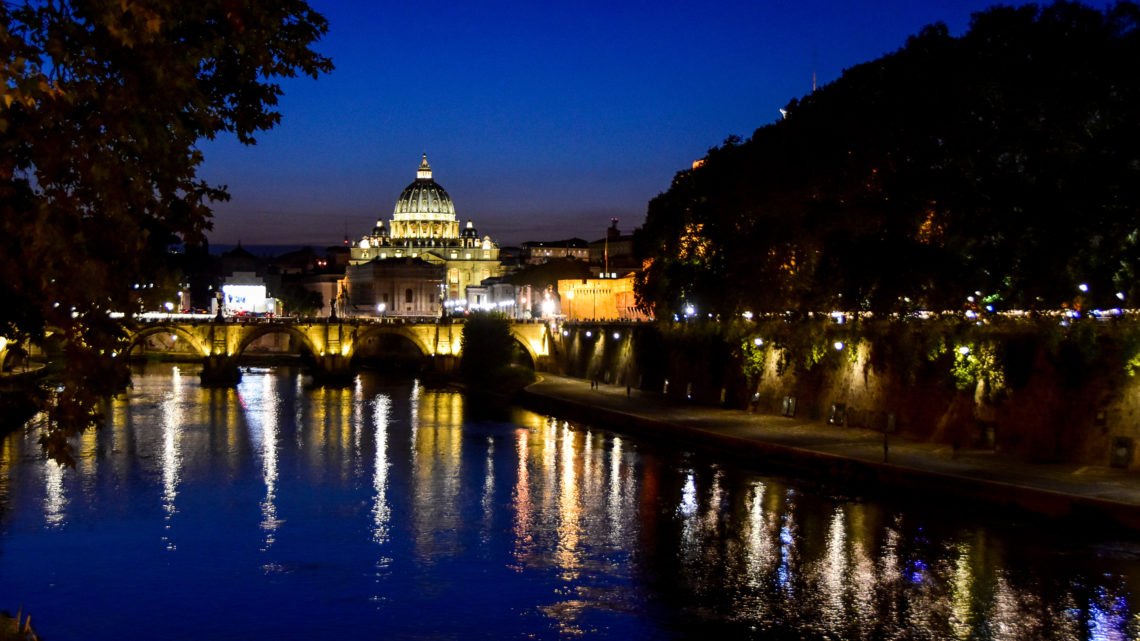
[123,319,554,385]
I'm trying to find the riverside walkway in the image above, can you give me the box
[522,374,1140,531]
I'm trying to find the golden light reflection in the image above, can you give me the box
[42,457,66,528]
[678,471,699,560]
[409,388,464,560]
[77,419,98,490]
[110,396,129,478]
[161,366,183,550]
[743,482,772,584]
[511,428,532,568]
[606,435,624,544]
[372,394,391,545]
[847,505,875,629]
[408,379,421,453]
[949,541,975,640]
[702,469,724,534]
[539,419,557,525]
[821,506,846,633]
[554,423,582,577]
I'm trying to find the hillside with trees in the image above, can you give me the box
[636,1,1140,319]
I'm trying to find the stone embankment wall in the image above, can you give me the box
[551,319,1140,470]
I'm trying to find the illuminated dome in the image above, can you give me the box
[393,154,456,219]
[389,154,460,241]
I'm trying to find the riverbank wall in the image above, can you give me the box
[551,318,1140,470]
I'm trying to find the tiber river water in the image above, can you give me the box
[0,364,1138,640]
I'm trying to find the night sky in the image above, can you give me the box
[198,0,1013,248]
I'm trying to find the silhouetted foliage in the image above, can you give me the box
[460,313,531,390]
[1,1,332,463]
[637,1,1140,319]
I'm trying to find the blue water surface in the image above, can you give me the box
[1,364,1138,640]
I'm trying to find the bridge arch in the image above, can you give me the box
[127,325,209,357]
[353,325,433,357]
[233,324,321,359]
[509,325,548,365]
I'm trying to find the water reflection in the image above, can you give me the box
[0,365,1138,641]
[160,366,183,550]
[42,455,65,528]
[239,372,282,548]
[371,394,391,546]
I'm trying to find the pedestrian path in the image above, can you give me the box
[522,374,1140,528]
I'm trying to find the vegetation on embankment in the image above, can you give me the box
[460,313,536,394]
[553,316,1140,469]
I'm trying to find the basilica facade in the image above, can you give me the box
[342,155,503,316]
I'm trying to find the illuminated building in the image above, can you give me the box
[341,257,443,318]
[556,274,650,321]
[346,155,503,311]
[521,238,589,265]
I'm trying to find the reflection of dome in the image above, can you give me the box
[393,154,456,218]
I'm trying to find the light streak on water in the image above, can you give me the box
[371,394,391,545]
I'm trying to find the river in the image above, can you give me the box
[0,364,1137,640]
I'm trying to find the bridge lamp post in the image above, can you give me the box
[376,302,386,319]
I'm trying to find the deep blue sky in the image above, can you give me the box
[199,0,1017,247]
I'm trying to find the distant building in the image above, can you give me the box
[346,155,503,308]
[557,273,651,322]
[221,271,278,316]
[217,245,280,316]
[341,257,443,318]
[521,238,589,265]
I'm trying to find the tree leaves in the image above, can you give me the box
[1,1,332,463]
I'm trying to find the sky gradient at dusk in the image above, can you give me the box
[199,0,1014,247]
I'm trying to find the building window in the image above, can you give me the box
[405,288,413,304]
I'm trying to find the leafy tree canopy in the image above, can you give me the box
[1,0,332,463]
[636,1,1140,320]
[459,313,518,388]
